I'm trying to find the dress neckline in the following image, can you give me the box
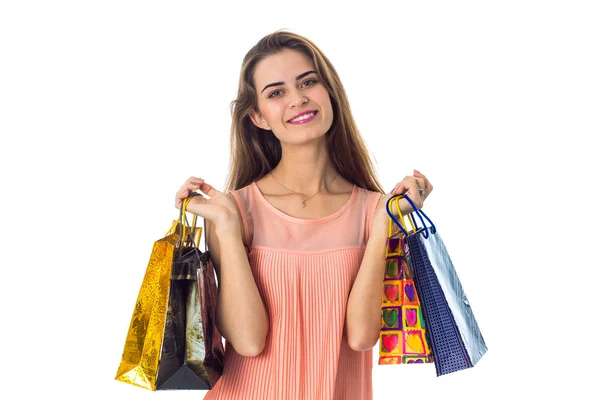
[251,181,358,224]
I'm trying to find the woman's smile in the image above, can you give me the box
[288,110,318,125]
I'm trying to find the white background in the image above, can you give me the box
[1,1,599,399]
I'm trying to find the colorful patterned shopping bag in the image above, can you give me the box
[387,193,488,376]
[378,195,433,365]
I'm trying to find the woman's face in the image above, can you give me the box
[249,49,334,145]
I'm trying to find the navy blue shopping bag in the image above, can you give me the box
[385,194,487,376]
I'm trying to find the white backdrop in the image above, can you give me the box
[1,1,598,399]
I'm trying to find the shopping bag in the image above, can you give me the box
[115,196,224,390]
[386,194,487,376]
[379,195,433,365]
[154,232,224,389]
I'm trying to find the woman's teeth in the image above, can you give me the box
[290,112,315,122]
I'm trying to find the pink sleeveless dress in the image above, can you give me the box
[203,181,382,400]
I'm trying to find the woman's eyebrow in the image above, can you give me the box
[261,70,317,94]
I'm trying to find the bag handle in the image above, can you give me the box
[178,195,208,251]
[387,195,415,237]
[395,195,419,233]
[402,194,436,236]
[386,195,410,237]
[385,194,435,238]
[179,196,198,248]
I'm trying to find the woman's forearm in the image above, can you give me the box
[344,213,389,351]
[215,232,269,357]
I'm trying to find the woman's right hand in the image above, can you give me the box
[175,176,241,239]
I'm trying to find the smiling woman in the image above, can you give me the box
[174,29,434,400]
[248,49,335,147]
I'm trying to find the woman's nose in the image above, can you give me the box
[289,89,308,108]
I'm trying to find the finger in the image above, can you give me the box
[389,178,424,210]
[391,182,408,195]
[175,190,189,209]
[392,176,420,193]
[176,188,190,201]
[179,178,205,198]
[413,170,433,191]
[197,181,221,198]
[406,178,420,196]
[175,178,203,207]
[402,179,423,206]
[405,174,427,197]
[187,176,204,184]
[179,193,209,215]
[186,181,204,192]
[391,175,417,194]
[186,177,205,188]
[414,177,426,191]
[404,176,425,189]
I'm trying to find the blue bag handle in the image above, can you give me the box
[403,194,436,235]
[385,194,437,238]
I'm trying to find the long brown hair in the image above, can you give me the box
[224,29,384,194]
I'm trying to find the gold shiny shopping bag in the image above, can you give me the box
[115,197,217,390]
[115,224,178,390]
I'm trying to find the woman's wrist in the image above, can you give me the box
[370,211,389,242]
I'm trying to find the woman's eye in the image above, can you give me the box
[268,90,282,99]
[268,79,317,99]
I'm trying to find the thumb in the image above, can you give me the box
[198,181,221,198]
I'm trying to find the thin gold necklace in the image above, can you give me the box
[269,171,339,207]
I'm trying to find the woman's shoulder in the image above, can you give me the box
[354,184,384,202]
[356,185,383,195]
[228,181,257,203]
[230,180,255,193]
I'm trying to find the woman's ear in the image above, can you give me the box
[249,109,270,130]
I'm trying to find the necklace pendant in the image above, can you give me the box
[302,200,306,207]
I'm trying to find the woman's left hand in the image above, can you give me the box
[374,169,434,224]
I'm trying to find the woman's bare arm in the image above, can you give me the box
[205,193,269,357]
[344,209,388,351]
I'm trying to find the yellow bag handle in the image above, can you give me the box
[181,196,200,247]
[387,197,401,237]
[387,195,417,238]
[394,195,417,234]
[184,197,204,248]
[166,197,200,247]
[387,205,396,238]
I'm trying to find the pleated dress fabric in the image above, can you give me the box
[203,181,382,400]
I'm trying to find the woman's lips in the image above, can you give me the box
[288,111,318,125]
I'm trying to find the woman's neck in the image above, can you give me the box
[271,145,337,195]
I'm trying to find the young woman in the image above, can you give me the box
[175,30,433,400]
